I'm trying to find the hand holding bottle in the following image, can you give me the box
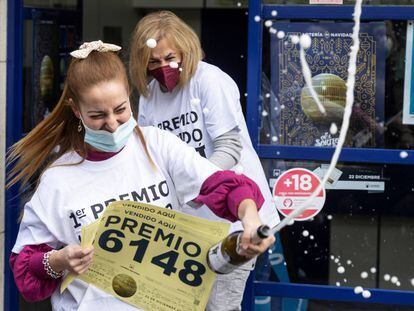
[207,199,275,274]
[237,199,275,258]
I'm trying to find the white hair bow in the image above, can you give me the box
[70,40,121,59]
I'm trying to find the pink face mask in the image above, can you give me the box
[149,64,180,92]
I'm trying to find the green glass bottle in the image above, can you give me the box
[207,225,270,274]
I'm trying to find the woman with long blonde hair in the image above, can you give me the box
[130,11,280,310]
[9,41,273,309]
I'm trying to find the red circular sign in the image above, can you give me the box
[273,168,326,221]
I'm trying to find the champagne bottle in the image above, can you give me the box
[207,225,270,274]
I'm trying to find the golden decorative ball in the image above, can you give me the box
[300,73,346,123]
[112,273,137,298]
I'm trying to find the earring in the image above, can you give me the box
[77,119,83,132]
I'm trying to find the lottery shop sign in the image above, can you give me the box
[75,201,229,311]
[273,168,326,221]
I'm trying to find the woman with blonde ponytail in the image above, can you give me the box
[130,11,280,310]
[9,41,273,310]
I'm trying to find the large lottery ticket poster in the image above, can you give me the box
[62,201,230,311]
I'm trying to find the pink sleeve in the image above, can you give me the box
[10,244,60,302]
[194,170,264,222]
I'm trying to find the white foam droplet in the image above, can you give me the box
[411,278,414,286]
[269,27,277,34]
[254,15,261,22]
[302,230,309,237]
[300,34,312,49]
[234,164,244,175]
[330,123,338,135]
[304,250,308,254]
[336,282,340,286]
[290,35,300,45]
[146,38,157,48]
[362,290,371,299]
[237,2,241,7]
[384,274,391,281]
[190,98,201,105]
[334,258,339,263]
[400,151,408,158]
[354,286,363,294]
[264,20,273,28]
[391,276,398,284]
[271,10,277,16]
[310,235,314,240]
[271,136,278,142]
[169,61,179,69]
[327,215,333,220]
[262,110,269,117]
[396,281,401,287]
[203,107,209,114]
[330,255,334,260]
[277,31,285,39]
[361,271,368,279]
[337,266,345,274]
[265,93,271,98]
[347,260,352,265]
[244,93,248,97]
[370,267,377,274]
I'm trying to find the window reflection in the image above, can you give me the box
[260,20,414,150]
[264,0,414,4]
[257,159,414,295]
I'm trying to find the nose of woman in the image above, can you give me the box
[105,115,120,133]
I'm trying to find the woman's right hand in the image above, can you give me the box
[237,199,275,258]
[49,245,94,275]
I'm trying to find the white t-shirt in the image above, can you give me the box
[12,127,218,310]
[139,61,280,232]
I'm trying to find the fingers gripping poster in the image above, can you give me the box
[62,201,230,310]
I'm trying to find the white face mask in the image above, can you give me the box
[82,114,137,152]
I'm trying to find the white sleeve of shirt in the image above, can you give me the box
[138,97,148,126]
[199,67,241,140]
[12,184,62,253]
[153,128,220,206]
